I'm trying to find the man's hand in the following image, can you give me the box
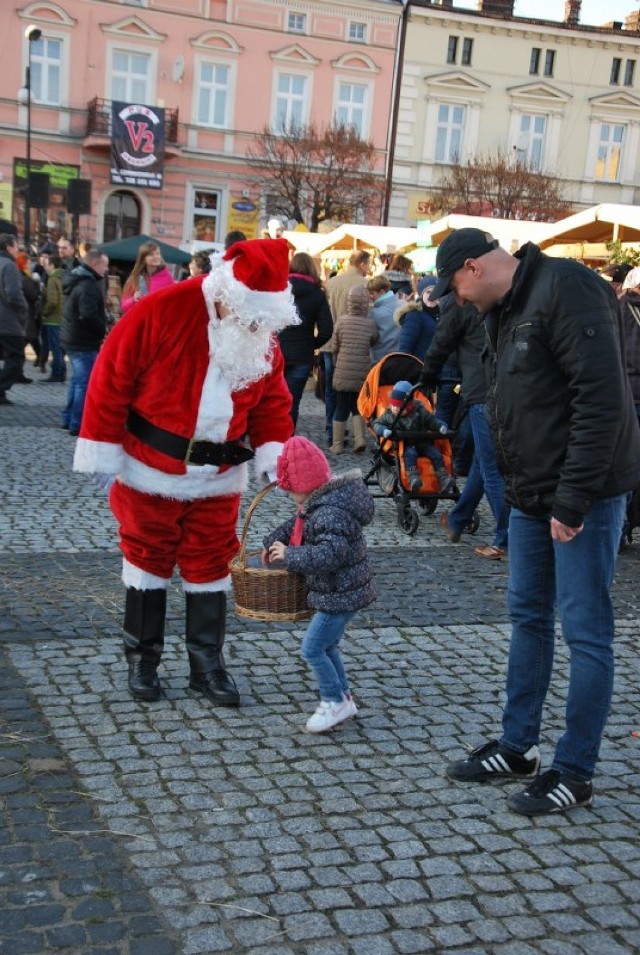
[420,373,438,391]
[382,428,392,438]
[550,517,583,543]
[92,473,116,493]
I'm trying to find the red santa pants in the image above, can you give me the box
[110,483,241,585]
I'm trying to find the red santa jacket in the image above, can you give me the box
[73,276,293,500]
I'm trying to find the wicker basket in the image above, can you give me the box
[229,482,311,622]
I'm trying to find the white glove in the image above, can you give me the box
[382,428,392,438]
[438,424,449,435]
[92,473,116,493]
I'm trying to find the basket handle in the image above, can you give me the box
[236,481,278,566]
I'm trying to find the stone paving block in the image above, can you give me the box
[3,392,640,954]
[333,907,392,936]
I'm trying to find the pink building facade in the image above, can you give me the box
[2,0,401,250]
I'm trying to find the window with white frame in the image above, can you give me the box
[435,104,465,163]
[30,36,61,105]
[349,22,367,43]
[595,123,624,181]
[110,49,151,102]
[196,62,230,127]
[516,113,546,170]
[335,82,367,136]
[190,188,221,242]
[274,73,307,131]
[287,12,306,33]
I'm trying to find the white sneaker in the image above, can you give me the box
[305,698,353,734]
[344,693,358,719]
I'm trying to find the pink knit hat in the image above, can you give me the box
[276,436,331,493]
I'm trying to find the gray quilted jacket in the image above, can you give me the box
[331,287,379,393]
[263,469,377,615]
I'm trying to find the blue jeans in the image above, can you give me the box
[501,496,626,780]
[42,325,65,381]
[448,403,509,549]
[403,443,444,471]
[301,610,354,703]
[434,362,460,429]
[322,352,337,444]
[63,350,98,431]
[284,362,311,429]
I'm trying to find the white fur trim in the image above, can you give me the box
[181,575,231,593]
[119,453,248,500]
[195,360,233,440]
[254,441,284,482]
[73,438,125,474]
[122,559,170,589]
[202,258,299,331]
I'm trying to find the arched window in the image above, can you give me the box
[103,190,141,241]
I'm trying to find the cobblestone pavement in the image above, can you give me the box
[1,369,640,955]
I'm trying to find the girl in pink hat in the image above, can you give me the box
[263,435,376,733]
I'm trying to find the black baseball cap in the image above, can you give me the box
[432,228,499,299]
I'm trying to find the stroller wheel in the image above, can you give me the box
[418,497,438,516]
[400,508,419,535]
[464,510,480,535]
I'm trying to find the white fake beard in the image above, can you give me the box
[210,318,275,392]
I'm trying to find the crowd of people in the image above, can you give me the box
[1,220,640,813]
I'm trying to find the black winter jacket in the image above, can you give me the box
[619,291,640,404]
[61,264,107,351]
[421,294,488,405]
[0,251,27,337]
[278,275,333,367]
[484,243,640,526]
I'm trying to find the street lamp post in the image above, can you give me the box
[382,0,410,226]
[23,24,42,252]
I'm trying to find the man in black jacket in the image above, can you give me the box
[60,249,108,435]
[421,293,509,559]
[433,228,640,816]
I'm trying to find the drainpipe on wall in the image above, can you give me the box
[382,0,410,226]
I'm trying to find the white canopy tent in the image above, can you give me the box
[424,214,549,252]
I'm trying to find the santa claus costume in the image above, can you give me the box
[73,238,297,706]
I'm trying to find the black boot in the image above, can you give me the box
[186,592,240,707]
[122,588,166,701]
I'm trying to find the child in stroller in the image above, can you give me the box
[372,380,457,495]
[358,352,463,535]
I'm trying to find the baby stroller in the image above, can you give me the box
[359,352,475,536]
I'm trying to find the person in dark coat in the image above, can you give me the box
[437,228,640,817]
[0,233,28,404]
[263,436,376,734]
[278,253,333,428]
[60,249,109,435]
[16,251,43,379]
[618,266,640,424]
[395,275,439,360]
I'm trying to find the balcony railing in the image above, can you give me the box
[86,98,179,144]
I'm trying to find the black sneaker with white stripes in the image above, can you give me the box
[507,769,593,816]
[445,739,540,782]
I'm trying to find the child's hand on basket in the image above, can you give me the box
[269,542,287,562]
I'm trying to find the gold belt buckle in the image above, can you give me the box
[184,436,195,464]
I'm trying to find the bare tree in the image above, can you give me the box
[246,123,383,231]
[426,149,571,222]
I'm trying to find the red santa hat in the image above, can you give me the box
[202,237,300,331]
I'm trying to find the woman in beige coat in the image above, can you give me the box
[330,285,379,454]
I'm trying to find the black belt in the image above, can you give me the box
[127,410,254,467]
